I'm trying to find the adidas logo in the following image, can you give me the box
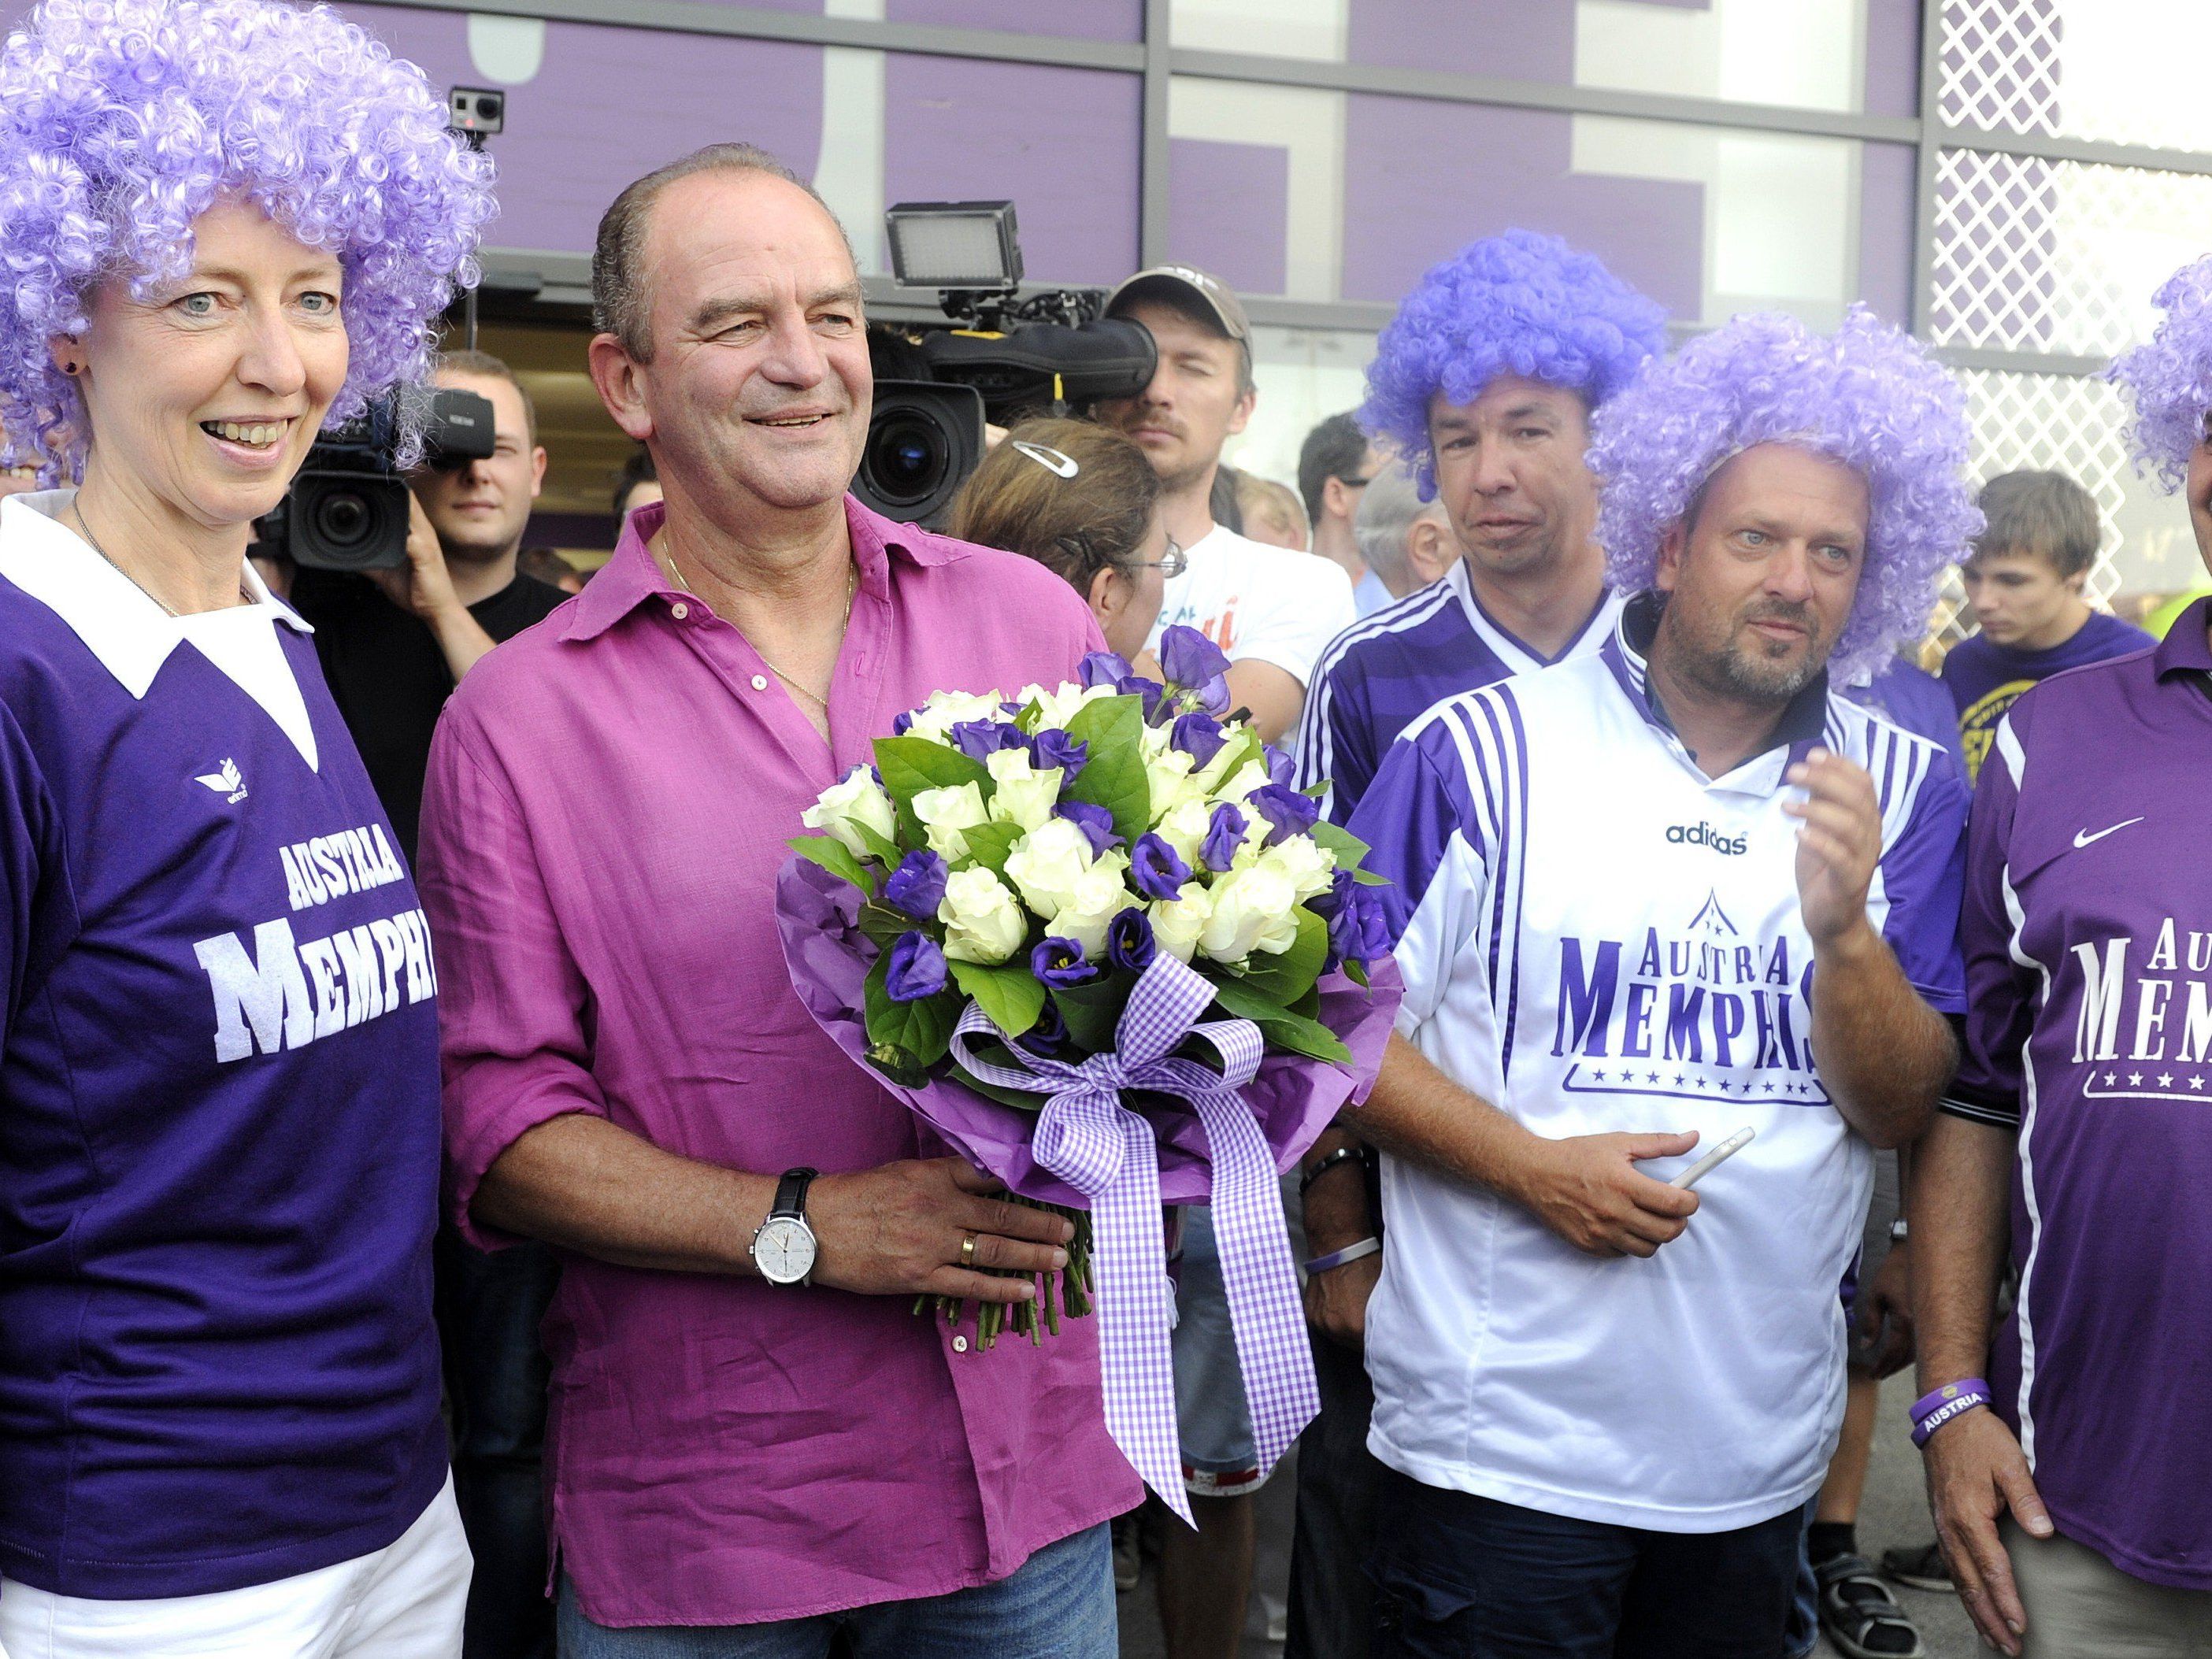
[196,758,248,805]
[1665,820,1745,855]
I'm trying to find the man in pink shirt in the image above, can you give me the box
[417,143,1139,1654]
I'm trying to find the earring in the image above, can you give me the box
[61,362,77,376]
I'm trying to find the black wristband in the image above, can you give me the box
[1299,1145,1363,1197]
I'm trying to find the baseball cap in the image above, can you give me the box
[1105,265,1252,344]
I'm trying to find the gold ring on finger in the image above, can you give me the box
[959,1231,977,1268]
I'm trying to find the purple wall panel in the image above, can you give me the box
[887,0,1140,43]
[1858,140,1917,324]
[1863,0,1921,118]
[1349,0,1573,80]
[1341,95,1704,318]
[883,55,1140,286]
[1166,139,1289,297]
[350,6,824,254]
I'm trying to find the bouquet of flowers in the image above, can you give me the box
[775,628,1399,1516]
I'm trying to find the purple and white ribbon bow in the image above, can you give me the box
[948,950,1319,1524]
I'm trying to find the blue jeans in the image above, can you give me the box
[554,1524,1115,1658]
[1367,1466,1801,1659]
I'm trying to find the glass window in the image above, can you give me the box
[1940,0,2212,154]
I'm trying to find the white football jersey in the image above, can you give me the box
[1345,598,1967,1531]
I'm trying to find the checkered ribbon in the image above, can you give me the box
[948,950,1319,1525]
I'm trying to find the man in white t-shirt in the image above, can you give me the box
[1099,265,1354,745]
[1342,308,1978,1658]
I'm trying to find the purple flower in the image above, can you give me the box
[1201,802,1249,872]
[1169,711,1226,769]
[885,931,948,1002]
[1026,997,1070,1057]
[1119,674,1166,724]
[883,848,949,921]
[1055,801,1124,857]
[1079,650,1136,689]
[1106,907,1157,974]
[950,719,1025,761]
[1264,743,1296,787]
[892,710,915,736]
[1032,936,1098,989]
[1247,783,1321,847]
[1319,869,1390,972]
[1130,833,1192,901]
[1159,625,1231,715]
[1029,727,1090,780]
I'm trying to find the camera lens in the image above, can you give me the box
[475,96,498,118]
[314,489,374,551]
[863,413,950,509]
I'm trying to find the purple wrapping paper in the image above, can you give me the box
[775,855,1402,1205]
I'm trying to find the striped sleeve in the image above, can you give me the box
[1868,724,1970,1016]
[1943,709,2032,1130]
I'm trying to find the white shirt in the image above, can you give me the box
[1147,522,1355,689]
[1343,600,1968,1531]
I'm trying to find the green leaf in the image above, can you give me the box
[1307,817,1370,865]
[1051,976,1127,1053]
[959,819,1025,878]
[850,820,906,868]
[950,958,1047,1038]
[1062,695,1152,846]
[1236,908,1330,1005]
[1354,867,1391,887]
[787,834,877,898]
[863,950,957,1072]
[1343,957,1371,989]
[950,1060,1049,1112]
[1207,974,1353,1064]
[858,901,918,949]
[873,735,990,810]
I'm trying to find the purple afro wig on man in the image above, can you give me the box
[1591,305,1980,687]
[1360,228,1668,497]
[0,0,495,477]
[2109,254,2212,494]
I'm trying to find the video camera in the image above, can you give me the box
[857,201,1157,527]
[249,387,496,572]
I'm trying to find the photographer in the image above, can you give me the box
[291,349,567,866]
[946,415,1175,660]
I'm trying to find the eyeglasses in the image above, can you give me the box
[1132,539,1188,580]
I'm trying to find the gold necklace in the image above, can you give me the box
[658,541,855,711]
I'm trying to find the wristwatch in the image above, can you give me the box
[751,1167,820,1286]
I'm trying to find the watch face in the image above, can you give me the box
[754,1216,817,1285]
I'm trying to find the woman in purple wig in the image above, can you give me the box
[0,0,491,1652]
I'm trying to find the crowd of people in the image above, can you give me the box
[0,0,2206,1657]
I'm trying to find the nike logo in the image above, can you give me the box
[2073,817,2143,849]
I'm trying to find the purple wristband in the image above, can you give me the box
[1910,1378,1992,1448]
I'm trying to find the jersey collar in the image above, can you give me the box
[0,489,312,699]
[2151,597,2212,681]
[1602,592,1832,783]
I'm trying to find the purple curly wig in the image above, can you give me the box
[1360,228,1668,497]
[1591,305,1980,686]
[0,0,495,477]
[2109,255,2212,494]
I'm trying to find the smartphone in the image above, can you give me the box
[1668,1126,1757,1191]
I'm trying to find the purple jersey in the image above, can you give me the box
[1941,610,2152,782]
[0,495,446,1598]
[1847,656,1963,762]
[1947,602,2212,1589]
[1294,560,1619,825]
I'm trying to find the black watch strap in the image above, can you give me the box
[771,1166,819,1220]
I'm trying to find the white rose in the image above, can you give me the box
[912,782,990,861]
[1148,880,1214,963]
[1017,680,1115,732]
[1199,865,1300,964]
[1001,816,1101,920]
[904,690,1009,745]
[986,748,1062,834]
[938,867,1026,965]
[1048,863,1133,957]
[1213,759,1274,805]
[1153,797,1214,868]
[1143,746,1196,820]
[1190,731,1251,795]
[800,765,897,857]
[1254,835,1337,901]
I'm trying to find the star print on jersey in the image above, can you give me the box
[1551,888,1832,1106]
[2065,917,2212,1103]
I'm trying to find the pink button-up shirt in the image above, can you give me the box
[417,498,1138,1628]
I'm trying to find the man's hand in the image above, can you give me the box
[806,1157,1072,1304]
[1302,1248,1381,1350]
[1785,749,1882,946]
[1925,1406,2054,1656]
[1855,1237,1914,1378]
[1499,1131,1701,1257]
[369,494,466,620]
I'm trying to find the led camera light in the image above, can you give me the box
[887,201,1023,290]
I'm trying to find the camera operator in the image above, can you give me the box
[290,349,566,867]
